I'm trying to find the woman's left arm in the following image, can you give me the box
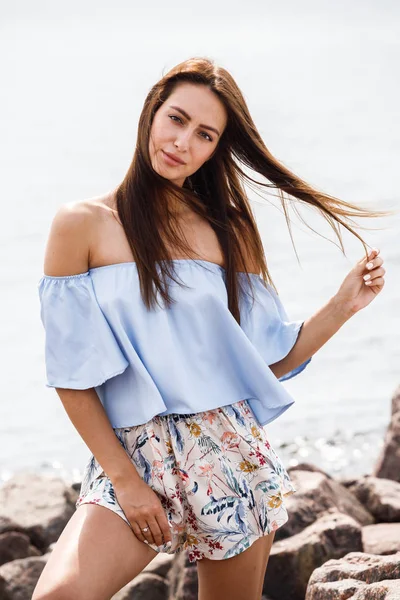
[269,247,386,380]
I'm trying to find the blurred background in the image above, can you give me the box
[1,0,399,486]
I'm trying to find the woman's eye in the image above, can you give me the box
[169,115,212,142]
[200,132,213,142]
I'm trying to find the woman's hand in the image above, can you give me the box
[112,478,172,548]
[333,247,386,316]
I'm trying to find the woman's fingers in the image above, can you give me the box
[137,519,157,545]
[359,247,379,269]
[365,275,385,287]
[145,516,165,547]
[362,252,383,281]
[363,266,386,285]
[130,520,149,545]
[369,247,380,258]
[112,479,171,547]
[133,514,171,547]
[364,256,383,270]
[130,509,172,547]
[156,512,172,545]
[363,243,385,287]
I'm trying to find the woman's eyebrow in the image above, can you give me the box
[168,105,221,136]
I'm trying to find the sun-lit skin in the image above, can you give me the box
[149,82,228,192]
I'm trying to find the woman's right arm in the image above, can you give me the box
[42,201,172,547]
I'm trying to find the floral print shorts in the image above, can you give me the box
[75,399,296,562]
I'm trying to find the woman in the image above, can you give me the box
[33,57,387,600]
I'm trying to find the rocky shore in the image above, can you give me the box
[1,385,399,600]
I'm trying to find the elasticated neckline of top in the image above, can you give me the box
[39,257,262,280]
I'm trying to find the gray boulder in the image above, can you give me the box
[0,473,77,550]
[142,552,174,579]
[264,512,363,600]
[391,384,400,417]
[352,580,400,598]
[349,477,400,522]
[373,386,400,482]
[111,552,174,599]
[0,516,26,536]
[362,523,400,556]
[0,531,41,566]
[305,551,400,599]
[167,551,198,600]
[275,469,374,540]
[288,462,334,479]
[111,573,169,600]
[0,554,51,600]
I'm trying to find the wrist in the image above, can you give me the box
[329,294,356,323]
[108,464,142,487]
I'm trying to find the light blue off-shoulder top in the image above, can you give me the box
[37,259,311,428]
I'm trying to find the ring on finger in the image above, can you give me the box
[140,523,155,543]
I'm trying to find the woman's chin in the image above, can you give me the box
[150,160,185,186]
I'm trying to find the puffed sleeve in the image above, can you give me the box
[38,272,129,389]
[241,275,312,382]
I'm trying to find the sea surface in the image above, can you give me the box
[1,1,399,487]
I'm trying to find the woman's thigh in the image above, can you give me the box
[197,530,275,600]
[32,503,158,600]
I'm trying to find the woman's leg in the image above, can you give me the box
[197,531,275,600]
[32,503,158,600]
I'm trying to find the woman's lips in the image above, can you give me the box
[162,150,185,166]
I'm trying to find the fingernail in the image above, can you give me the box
[166,541,172,547]
[365,280,372,285]
[366,262,373,270]
[363,274,371,281]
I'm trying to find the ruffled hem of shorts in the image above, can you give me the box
[75,475,296,563]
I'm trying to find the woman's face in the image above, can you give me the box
[149,82,228,187]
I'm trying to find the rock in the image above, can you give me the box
[0,555,50,600]
[287,463,333,478]
[391,385,400,417]
[349,477,400,522]
[338,477,360,489]
[305,551,400,599]
[142,552,174,578]
[71,481,82,493]
[264,512,363,600]
[0,473,77,551]
[275,470,374,541]
[111,573,168,600]
[362,523,400,556]
[0,575,9,600]
[168,551,198,600]
[374,408,400,483]
[0,531,41,566]
[0,516,26,536]
[352,579,400,598]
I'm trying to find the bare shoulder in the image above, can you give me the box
[51,199,95,232]
[42,199,100,277]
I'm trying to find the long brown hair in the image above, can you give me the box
[116,56,391,324]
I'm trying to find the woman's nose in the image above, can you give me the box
[174,130,191,151]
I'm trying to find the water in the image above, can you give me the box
[1,0,399,486]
